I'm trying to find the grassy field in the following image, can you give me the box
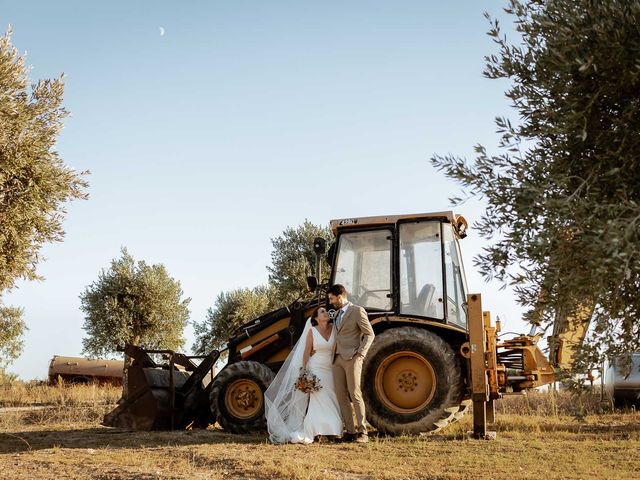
[0,384,638,479]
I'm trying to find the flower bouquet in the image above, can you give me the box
[295,368,322,394]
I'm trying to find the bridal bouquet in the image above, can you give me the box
[295,368,322,393]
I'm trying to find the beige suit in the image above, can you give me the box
[332,303,375,434]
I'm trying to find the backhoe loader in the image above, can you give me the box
[104,211,587,436]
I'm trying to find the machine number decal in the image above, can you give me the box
[339,218,358,226]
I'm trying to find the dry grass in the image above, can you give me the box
[495,388,611,417]
[0,381,121,431]
[0,380,120,408]
[0,385,638,479]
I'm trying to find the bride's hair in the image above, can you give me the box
[310,306,333,326]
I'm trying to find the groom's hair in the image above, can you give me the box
[328,284,347,297]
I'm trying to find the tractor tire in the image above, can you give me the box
[449,398,472,423]
[210,361,275,434]
[362,327,464,435]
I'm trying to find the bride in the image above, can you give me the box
[265,306,343,444]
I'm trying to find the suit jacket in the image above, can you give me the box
[333,303,375,361]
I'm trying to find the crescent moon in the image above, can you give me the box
[159,27,165,37]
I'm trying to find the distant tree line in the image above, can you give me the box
[78,222,330,357]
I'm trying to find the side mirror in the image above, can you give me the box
[313,237,326,255]
[306,276,318,292]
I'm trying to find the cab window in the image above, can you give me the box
[399,221,444,319]
[333,230,392,311]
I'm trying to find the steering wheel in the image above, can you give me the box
[355,286,381,305]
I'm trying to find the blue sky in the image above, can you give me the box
[1,1,524,379]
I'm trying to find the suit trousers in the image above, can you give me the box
[332,353,366,434]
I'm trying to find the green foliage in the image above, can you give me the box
[431,0,640,368]
[0,28,88,294]
[192,286,279,353]
[80,248,190,357]
[193,220,332,353]
[0,28,86,367]
[267,220,333,303]
[0,306,26,369]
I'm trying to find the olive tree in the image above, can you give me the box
[192,286,279,353]
[0,306,26,371]
[267,220,332,303]
[193,220,332,353]
[0,28,87,367]
[80,248,190,357]
[431,0,640,372]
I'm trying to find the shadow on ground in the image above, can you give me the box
[3,417,639,454]
[0,427,266,454]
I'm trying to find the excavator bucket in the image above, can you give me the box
[103,345,219,430]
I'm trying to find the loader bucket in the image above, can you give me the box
[103,345,219,430]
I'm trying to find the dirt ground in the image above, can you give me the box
[1,405,639,480]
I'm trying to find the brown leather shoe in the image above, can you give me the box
[341,432,357,442]
[355,433,369,443]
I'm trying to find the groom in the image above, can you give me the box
[328,284,375,443]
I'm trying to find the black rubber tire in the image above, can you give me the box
[209,361,275,433]
[362,327,464,435]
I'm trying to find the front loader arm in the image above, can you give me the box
[547,302,594,370]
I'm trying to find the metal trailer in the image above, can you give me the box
[603,353,640,408]
[48,355,124,385]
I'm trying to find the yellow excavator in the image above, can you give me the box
[104,211,589,437]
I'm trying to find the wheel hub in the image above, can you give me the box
[236,389,256,409]
[398,370,419,392]
[225,379,263,419]
[375,351,436,414]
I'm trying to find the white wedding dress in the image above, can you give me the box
[265,320,343,444]
[291,326,343,443]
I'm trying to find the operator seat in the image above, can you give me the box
[414,283,436,317]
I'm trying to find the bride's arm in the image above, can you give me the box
[301,329,314,369]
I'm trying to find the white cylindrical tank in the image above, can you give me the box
[603,353,640,407]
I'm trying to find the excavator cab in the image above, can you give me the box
[329,213,468,328]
